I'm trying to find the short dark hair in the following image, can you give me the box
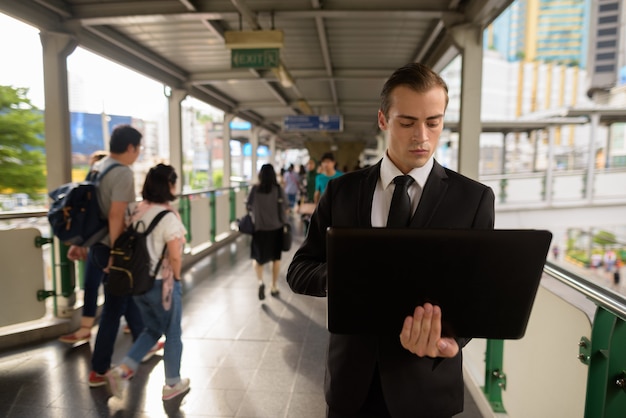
[109,125,142,154]
[141,163,177,203]
[320,152,335,162]
[379,63,449,119]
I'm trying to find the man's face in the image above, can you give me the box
[377,85,446,174]
[320,158,334,174]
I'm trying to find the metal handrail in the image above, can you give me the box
[0,210,47,220]
[543,260,626,321]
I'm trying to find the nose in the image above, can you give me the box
[411,124,428,142]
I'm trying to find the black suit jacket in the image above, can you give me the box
[287,160,495,418]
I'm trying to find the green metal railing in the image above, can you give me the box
[481,261,626,418]
[178,184,248,245]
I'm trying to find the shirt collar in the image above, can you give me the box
[381,152,434,189]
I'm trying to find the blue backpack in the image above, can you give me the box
[47,163,121,246]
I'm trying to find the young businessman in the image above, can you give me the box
[287,63,495,418]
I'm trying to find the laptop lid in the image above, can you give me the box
[326,228,552,339]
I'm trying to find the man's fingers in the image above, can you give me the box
[399,303,457,358]
[430,305,442,343]
[437,338,460,357]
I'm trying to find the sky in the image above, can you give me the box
[0,13,168,119]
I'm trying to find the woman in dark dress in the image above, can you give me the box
[247,164,288,300]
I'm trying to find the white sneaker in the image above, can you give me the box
[162,378,190,401]
[105,366,129,399]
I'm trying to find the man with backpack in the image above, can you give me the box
[65,125,148,387]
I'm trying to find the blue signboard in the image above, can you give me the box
[229,119,252,130]
[243,143,270,157]
[70,112,132,156]
[283,115,343,132]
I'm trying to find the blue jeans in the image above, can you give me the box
[123,280,183,386]
[82,248,103,317]
[287,193,297,208]
[90,243,145,374]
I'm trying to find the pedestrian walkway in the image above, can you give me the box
[0,222,485,417]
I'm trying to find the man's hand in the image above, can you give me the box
[67,245,88,261]
[399,303,459,358]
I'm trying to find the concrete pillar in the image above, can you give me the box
[545,126,556,206]
[500,131,508,174]
[586,113,599,203]
[605,123,613,169]
[449,24,483,180]
[40,32,79,318]
[223,114,234,187]
[531,130,539,172]
[268,135,277,167]
[40,31,77,189]
[167,88,187,193]
[250,126,260,177]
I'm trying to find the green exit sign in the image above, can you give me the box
[231,48,280,69]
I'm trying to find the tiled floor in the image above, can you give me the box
[0,222,484,417]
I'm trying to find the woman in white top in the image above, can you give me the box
[105,164,189,401]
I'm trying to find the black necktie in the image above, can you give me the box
[387,175,414,227]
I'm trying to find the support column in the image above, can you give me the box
[250,126,260,177]
[268,135,277,167]
[223,114,234,187]
[167,88,187,193]
[586,113,599,203]
[545,126,556,205]
[449,24,483,180]
[531,130,539,172]
[40,31,77,189]
[605,123,613,169]
[40,31,78,318]
[500,131,508,174]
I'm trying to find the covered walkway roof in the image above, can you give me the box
[2,0,515,149]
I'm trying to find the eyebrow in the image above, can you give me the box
[397,113,444,121]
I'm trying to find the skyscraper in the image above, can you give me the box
[486,0,591,68]
[586,0,625,93]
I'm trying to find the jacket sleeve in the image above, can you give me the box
[473,186,495,229]
[286,177,335,297]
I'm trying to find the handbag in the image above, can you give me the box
[239,187,256,235]
[238,213,255,234]
[281,223,292,251]
[277,188,292,251]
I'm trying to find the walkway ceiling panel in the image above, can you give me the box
[2,0,517,150]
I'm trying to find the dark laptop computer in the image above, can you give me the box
[326,228,552,339]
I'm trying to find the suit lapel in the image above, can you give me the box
[410,161,448,227]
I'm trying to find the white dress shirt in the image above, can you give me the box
[371,153,434,227]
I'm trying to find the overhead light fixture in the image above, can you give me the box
[224,30,284,49]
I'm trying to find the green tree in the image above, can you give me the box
[593,230,617,248]
[0,85,46,197]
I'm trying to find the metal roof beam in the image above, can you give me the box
[71,8,462,26]
[311,0,338,114]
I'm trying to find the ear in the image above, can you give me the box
[377,110,388,131]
